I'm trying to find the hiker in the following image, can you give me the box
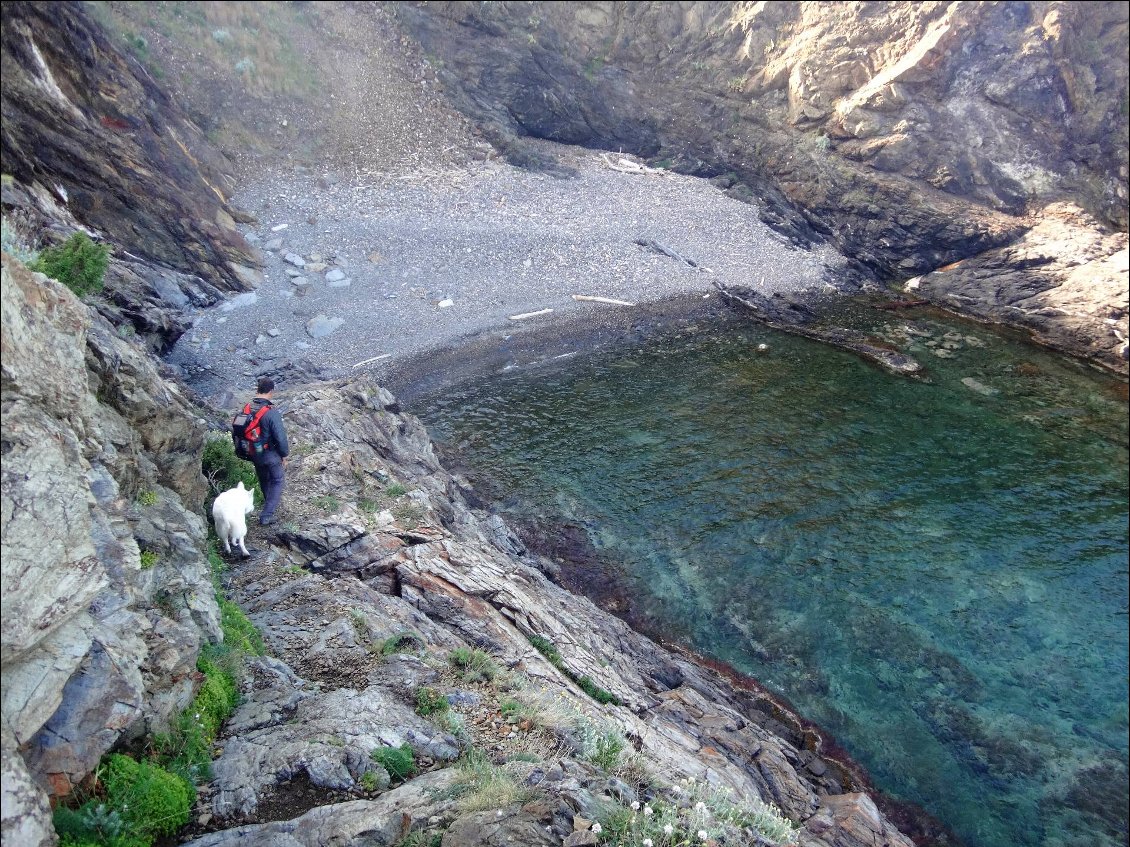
[234,376,289,526]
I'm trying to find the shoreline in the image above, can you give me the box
[430,452,962,847]
[167,143,839,403]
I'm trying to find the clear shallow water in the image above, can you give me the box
[414,306,1130,847]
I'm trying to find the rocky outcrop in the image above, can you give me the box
[907,202,1129,371]
[1,249,917,846]
[1,254,220,814]
[397,0,1129,372]
[160,377,916,847]
[0,0,263,350]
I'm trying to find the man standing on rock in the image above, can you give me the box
[244,376,289,526]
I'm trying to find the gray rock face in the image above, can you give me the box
[210,683,459,820]
[398,1,1128,371]
[910,202,1129,374]
[0,1,261,352]
[188,376,912,847]
[184,772,459,847]
[1,257,220,801]
[1,732,54,847]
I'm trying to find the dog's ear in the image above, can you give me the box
[237,481,245,490]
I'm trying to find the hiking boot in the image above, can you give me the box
[259,515,277,526]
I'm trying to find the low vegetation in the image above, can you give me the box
[380,631,425,656]
[528,634,621,706]
[54,754,192,847]
[446,747,531,813]
[30,231,110,298]
[202,435,262,505]
[448,646,499,684]
[596,777,800,846]
[371,743,416,783]
[415,687,450,717]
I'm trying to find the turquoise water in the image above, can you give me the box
[414,307,1129,847]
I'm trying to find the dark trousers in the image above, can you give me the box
[253,453,285,520]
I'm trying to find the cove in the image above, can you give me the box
[411,304,1129,847]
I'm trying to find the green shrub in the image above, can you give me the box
[416,687,449,717]
[53,801,137,847]
[154,646,240,786]
[371,743,416,782]
[385,482,407,497]
[202,436,262,504]
[448,647,499,684]
[359,497,379,514]
[527,634,561,664]
[576,675,619,706]
[206,540,227,588]
[394,832,443,847]
[30,232,109,298]
[136,490,158,507]
[82,754,190,844]
[139,550,159,570]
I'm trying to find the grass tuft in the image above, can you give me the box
[371,743,416,783]
[448,647,499,684]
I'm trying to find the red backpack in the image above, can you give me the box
[231,402,271,460]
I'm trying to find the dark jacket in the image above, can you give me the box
[249,398,289,459]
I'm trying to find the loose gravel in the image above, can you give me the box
[168,141,842,402]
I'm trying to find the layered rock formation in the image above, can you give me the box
[0,0,262,351]
[397,0,1129,373]
[1,255,221,843]
[178,378,916,847]
[1,251,916,845]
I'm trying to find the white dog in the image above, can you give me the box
[212,481,255,558]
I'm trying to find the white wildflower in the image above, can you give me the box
[643,805,654,816]
[664,824,674,835]
[631,800,640,811]
[695,801,706,811]
[643,840,653,847]
[593,822,602,834]
[698,830,709,841]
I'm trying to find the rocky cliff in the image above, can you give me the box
[1,0,263,352]
[2,251,919,846]
[1,254,221,843]
[2,3,1126,846]
[397,0,1129,373]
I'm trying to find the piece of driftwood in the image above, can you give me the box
[572,295,636,306]
[634,238,711,272]
[352,353,392,369]
[508,308,554,321]
[600,152,667,175]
